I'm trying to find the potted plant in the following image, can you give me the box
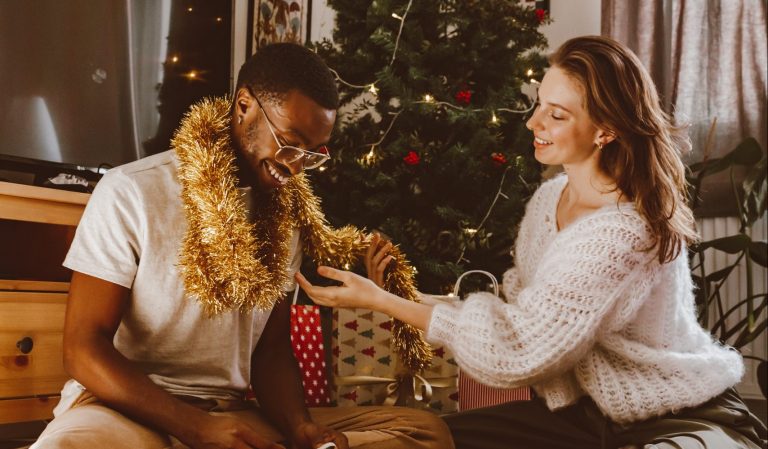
[687,136,767,398]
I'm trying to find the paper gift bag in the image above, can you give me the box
[428,270,532,411]
[290,288,332,407]
[458,371,531,410]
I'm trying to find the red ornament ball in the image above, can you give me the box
[403,151,421,166]
[535,8,547,23]
[491,152,507,166]
[454,89,472,105]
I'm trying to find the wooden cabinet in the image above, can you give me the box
[0,181,89,423]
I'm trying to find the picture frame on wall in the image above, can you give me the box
[248,0,312,55]
[519,0,550,12]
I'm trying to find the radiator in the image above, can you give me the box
[696,215,768,399]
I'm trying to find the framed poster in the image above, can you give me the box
[249,0,311,54]
[519,0,550,12]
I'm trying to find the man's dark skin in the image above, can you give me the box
[63,86,348,449]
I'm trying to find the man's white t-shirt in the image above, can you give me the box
[59,150,301,413]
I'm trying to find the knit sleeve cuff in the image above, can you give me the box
[426,302,460,347]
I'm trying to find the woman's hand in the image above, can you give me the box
[296,266,434,331]
[364,233,394,288]
[295,267,384,310]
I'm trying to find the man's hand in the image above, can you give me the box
[364,233,394,288]
[187,414,285,449]
[290,421,348,449]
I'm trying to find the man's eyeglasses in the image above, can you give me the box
[254,97,330,170]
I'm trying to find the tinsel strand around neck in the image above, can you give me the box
[173,97,432,372]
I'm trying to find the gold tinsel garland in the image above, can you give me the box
[172,97,431,372]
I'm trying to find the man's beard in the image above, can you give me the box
[233,121,261,187]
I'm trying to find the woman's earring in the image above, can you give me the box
[238,116,243,125]
[597,142,603,150]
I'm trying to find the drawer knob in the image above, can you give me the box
[16,336,34,354]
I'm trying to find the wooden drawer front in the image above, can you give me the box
[0,190,87,226]
[0,291,66,331]
[0,396,59,422]
[0,292,67,398]
[0,280,69,292]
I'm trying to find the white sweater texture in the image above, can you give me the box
[427,174,744,424]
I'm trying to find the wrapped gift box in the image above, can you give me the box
[419,344,459,413]
[291,304,332,407]
[331,306,459,413]
[332,308,397,406]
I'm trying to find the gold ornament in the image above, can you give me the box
[173,97,431,372]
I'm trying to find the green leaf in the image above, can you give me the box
[689,137,764,177]
[710,294,767,336]
[734,318,768,348]
[721,314,751,342]
[742,157,767,227]
[688,157,733,177]
[749,241,768,267]
[704,263,739,283]
[727,137,764,165]
[693,234,752,253]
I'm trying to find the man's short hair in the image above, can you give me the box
[236,43,339,110]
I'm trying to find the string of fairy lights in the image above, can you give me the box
[325,1,542,263]
[327,0,540,167]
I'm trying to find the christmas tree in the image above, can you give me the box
[312,0,550,293]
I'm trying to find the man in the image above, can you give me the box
[32,43,452,449]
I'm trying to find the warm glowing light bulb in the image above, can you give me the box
[365,147,376,163]
[423,94,434,103]
[391,13,403,20]
[186,70,197,79]
[465,228,478,235]
[171,56,179,63]
[318,166,327,172]
[491,112,498,123]
[344,263,351,270]
[529,78,539,84]
[216,17,223,22]
[187,7,193,12]
[526,69,533,76]
[368,84,378,95]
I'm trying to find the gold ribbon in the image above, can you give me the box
[334,374,457,407]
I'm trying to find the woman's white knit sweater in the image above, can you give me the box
[427,174,744,424]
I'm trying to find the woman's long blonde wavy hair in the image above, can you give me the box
[550,36,698,264]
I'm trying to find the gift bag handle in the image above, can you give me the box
[453,270,499,297]
[292,285,301,306]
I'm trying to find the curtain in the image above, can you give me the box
[601,0,767,216]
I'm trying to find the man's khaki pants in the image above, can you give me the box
[30,393,454,449]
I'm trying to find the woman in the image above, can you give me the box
[296,36,767,449]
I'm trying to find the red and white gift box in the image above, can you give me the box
[290,292,332,407]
